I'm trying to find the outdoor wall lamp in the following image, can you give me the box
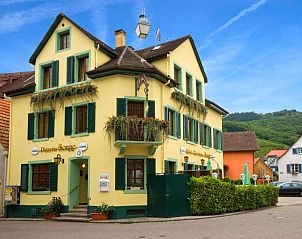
[184,156,189,163]
[135,14,151,39]
[252,174,258,186]
[53,154,64,165]
[212,172,218,179]
[200,158,205,165]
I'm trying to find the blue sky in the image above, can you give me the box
[0,0,301,113]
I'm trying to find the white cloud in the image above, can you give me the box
[199,0,267,50]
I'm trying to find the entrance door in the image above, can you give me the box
[79,162,88,204]
[69,158,89,208]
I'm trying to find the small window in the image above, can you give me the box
[127,101,144,117]
[186,73,192,96]
[127,159,145,190]
[32,164,50,191]
[75,105,88,134]
[58,30,70,50]
[174,65,182,90]
[77,56,89,82]
[37,112,49,139]
[291,164,299,174]
[42,65,52,90]
[196,80,202,101]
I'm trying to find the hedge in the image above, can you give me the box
[188,176,279,215]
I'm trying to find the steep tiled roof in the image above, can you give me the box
[136,35,190,61]
[136,35,208,83]
[224,131,260,152]
[0,99,10,149]
[265,149,287,158]
[0,71,34,97]
[0,72,35,97]
[88,46,177,87]
[29,13,117,64]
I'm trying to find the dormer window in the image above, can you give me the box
[56,28,70,52]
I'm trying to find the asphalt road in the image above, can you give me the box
[1,197,302,239]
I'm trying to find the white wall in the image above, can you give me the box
[279,136,302,182]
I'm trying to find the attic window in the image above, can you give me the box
[57,29,70,51]
[152,45,161,51]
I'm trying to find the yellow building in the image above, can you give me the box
[5,13,227,218]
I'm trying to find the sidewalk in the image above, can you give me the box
[1,198,300,224]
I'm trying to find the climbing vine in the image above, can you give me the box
[171,90,207,118]
[30,82,97,111]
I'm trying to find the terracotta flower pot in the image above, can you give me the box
[91,213,108,221]
[44,213,60,220]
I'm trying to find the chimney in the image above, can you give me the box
[115,29,126,48]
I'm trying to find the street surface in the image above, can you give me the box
[1,197,302,239]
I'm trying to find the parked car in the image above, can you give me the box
[270,181,284,187]
[278,182,302,196]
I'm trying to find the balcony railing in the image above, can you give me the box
[105,116,169,142]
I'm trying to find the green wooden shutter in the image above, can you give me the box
[147,158,156,175]
[49,163,58,191]
[20,164,29,192]
[293,148,297,154]
[88,102,96,133]
[147,100,155,118]
[48,111,55,138]
[27,113,35,140]
[64,106,73,135]
[51,60,59,87]
[164,160,169,174]
[287,164,291,173]
[183,115,188,140]
[299,164,302,173]
[199,122,204,145]
[67,56,74,84]
[184,163,188,171]
[164,107,169,121]
[194,120,198,144]
[115,158,126,190]
[208,126,212,148]
[176,112,181,139]
[213,129,217,149]
[116,98,127,116]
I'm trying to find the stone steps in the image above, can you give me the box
[53,204,89,223]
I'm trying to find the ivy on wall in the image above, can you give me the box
[171,90,207,118]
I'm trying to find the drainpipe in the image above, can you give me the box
[94,42,100,69]
[2,150,8,217]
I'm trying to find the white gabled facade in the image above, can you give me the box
[278,135,302,182]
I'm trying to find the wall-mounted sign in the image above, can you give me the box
[76,149,83,158]
[78,142,88,152]
[180,146,186,155]
[31,147,39,155]
[5,186,20,205]
[99,174,110,192]
[39,144,77,153]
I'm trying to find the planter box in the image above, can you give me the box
[44,213,60,220]
[91,213,108,221]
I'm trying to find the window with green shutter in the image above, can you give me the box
[64,102,96,136]
[28,111,55,140]
[39,61,59,90]
[51,60,59,87]
[67,56,75,84]
[202,124,212,147]
[164,160,176,175]
[164,106,180,138]
[183,115,188,140]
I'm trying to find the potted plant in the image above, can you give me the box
[41,197,64,220]
[91,202,115,220]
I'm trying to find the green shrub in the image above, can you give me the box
[188,176,279,215]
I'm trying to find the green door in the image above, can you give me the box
[69,160,80,209]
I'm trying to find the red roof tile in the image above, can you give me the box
[223,131,260,152]
[265,150,287,158]
[0,99,10,149]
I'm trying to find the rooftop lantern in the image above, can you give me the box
[135,14,151,39]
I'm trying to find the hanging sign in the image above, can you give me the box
[180,146,186,155]
[76,149,83,158]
